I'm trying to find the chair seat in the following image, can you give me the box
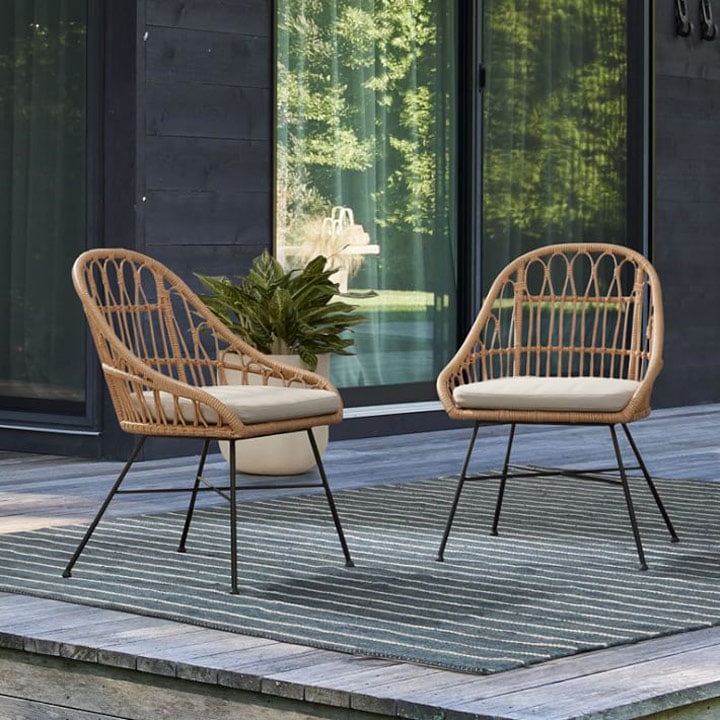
[139,384,341,426]
[453,376,640,413]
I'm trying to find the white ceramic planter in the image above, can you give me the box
[218,353,330,476]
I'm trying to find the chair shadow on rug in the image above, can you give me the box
[436,243,679,570]
[64,248,353,594]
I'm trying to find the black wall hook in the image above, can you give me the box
[701,0,718,39]
[675,0,694,36]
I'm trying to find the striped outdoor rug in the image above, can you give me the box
[1,474,719,674]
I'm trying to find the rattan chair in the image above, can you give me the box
[436,243,678,569]
[64,248,353,593]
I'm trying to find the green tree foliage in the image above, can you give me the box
[277,0,629,291]
[276,0,452,287]
[482,0,627,270]
[0,16,85,124]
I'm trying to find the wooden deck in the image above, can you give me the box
[1,404,720,719]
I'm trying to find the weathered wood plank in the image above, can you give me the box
[147,0,271,37]
[144,26,271,87]
[145,136,271,193]
[397,625,720,715]
[0,695,118,720]
[216,645,337,694]
[261,656,403,709]
[145,190,271,246]
[0,648,390,720]
[446,644,720,720]
[146,83,271,140]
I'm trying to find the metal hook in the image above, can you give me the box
[701,0,718,40]
[675,0,694,36]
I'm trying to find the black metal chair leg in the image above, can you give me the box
[63,436,147,579]
[178,439,211,552]
[621,423,679,542]
[437,421,480,561]
[307,429,354,567]
[609,425,648,570]
[491,423,517,536]
[229,440,239,595]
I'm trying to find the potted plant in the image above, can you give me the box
[196,250,365,475]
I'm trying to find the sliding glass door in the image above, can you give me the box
[0,0,88,416]
[276,0,460,402]
[275,0,644,406]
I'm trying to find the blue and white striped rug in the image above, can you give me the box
[1,474,719,674]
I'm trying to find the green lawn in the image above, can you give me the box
[344,289,435,313]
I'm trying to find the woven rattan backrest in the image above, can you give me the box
[73,249,339,437]
[466,244,662,383]
[72,249,230,388]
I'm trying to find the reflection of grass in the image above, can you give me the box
[493,298,624,312]
[346,290,435,313]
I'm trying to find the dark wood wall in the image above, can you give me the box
[139,0,274,288]
[653,4,720,408]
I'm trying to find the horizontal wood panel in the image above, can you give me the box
[147,0,271,37]
[145,190,271,246]
[146,82,271,140]
[655,34,720,80]
[0,695,118,720]
[144,136,271,193]
[656,115,720,156]
[655,75,720,117]
[655,174,720,203]
[144,26,271,88]
[141,243,269,290]
[655,201,720,252]
[0,649,384,720]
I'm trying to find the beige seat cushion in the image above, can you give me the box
[453,376,640,413]
[136,384,340,425]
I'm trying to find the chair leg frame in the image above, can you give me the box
[64,430,353,595]
[437,421,480,561]
[62,436,148,579]
[178,439,211,553]
[307,428,355,568]
[491,423,517,536]
[609,424,648,570]
[229,440,239,594]
[437,422,680,570]
[621,423,679,542]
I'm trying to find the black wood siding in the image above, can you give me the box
[94,0,274,459]
[653,4,720,408]
[141,0,273,286]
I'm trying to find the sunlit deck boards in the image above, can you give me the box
[1,404,719,719]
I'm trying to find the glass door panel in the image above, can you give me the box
[480,1,630,292]
[0,0,87,414]
[276,0,459,397]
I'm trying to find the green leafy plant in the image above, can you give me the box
[196,251,365,371]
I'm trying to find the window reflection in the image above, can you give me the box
[0,1,87,412]
[276,1,459,390]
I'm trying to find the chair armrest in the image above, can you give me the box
[102,364,246,433]
[216,347,339,393]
